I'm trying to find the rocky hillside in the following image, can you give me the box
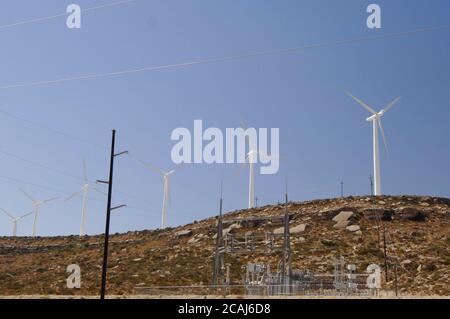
[0,195,449,296]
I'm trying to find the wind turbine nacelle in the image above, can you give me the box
[366,114,378,122]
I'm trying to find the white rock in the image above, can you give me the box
[175,230,192,238]
[188,237,200,244]
[273,227,284,235]
[227,223,241,231]
[333,220,350,229]
[273,224,307,235]
[401,259,412,265]
[333,211,354,223]
[291,224,308,234]
[346,225,361,232]
[213,223,241,239]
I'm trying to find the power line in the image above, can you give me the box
[0,0,137,31]
[0,110,361,220]
[0,106,380,222]
[0,113,294,226]
[0,148,84,181]
[0,145,160,211]
[0,111,159,208]
[0,108,106,149]
[0,173,183,219]
[0,146,205,220]
[0,108,209,217]
[1,24,449,90]
[0,174,101,203]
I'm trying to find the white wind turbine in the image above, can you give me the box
[19,188,59,237]
[0,208,34,237]
[160,169,175,229]
[246,149,258,209]
[65,161,106,236]
[239,121,260,209]
[347,92,401,196]
[137,159,176,229]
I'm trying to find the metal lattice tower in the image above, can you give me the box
[333,256,346,293]
[212,185,225,288]
[280,178,292,294]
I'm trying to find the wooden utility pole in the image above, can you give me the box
[98,130,127,300]
[340,180,344,198]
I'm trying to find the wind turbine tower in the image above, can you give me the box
[66,161,105,236]
[134,157,176,229]
[20,189,59,237]
[247,149,257,209]
[0,208,34,237]
[347,92,400,196]
[161,169,175,229]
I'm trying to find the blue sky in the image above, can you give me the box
[0,0,449,236]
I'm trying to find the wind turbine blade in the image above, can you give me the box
[166,169,176,176]
[83,160,88,182]
[44,196,60,204]
[378,119,389,155]
[346,92,377,114]
[92,187,107,196]
[0,208,14,220]
[18,211,34,220]
[382,96,401,114]
[136,158,165,175]
[64,190,83,202]
[19,188,36,203]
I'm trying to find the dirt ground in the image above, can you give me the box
[1,294,449,299]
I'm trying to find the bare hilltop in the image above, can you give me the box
[0,195,449,297]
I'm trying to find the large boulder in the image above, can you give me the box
[395,207,428,221]
[333,211,354,223]
[346,225,361,232]
[291,224,309,234]
[273,223,308,235]
[240,219,266,228]
[273,227,284,235]
[318,207,356,220]
[362,208,394,221]
[333,220,350,229]
[174,230,193,238]
[213,223,241,239]
[187,237,200,245]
